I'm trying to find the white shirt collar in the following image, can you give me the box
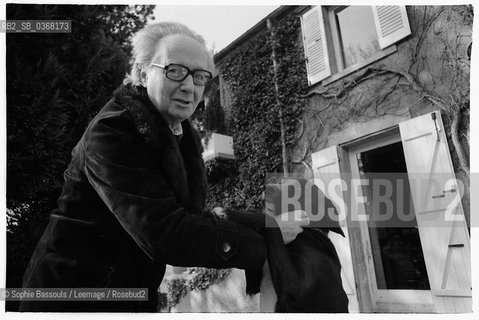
[170,123,183,137]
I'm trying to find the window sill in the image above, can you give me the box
[321,45,397,87]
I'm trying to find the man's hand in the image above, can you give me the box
[274,210,310,244]
[211,207,226,219]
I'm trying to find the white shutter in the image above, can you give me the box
[311,146,359,313]
[300,6,331,85]
[372,6,411,49]
[399,111,471,313]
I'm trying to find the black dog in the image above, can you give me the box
[226,179,349,312]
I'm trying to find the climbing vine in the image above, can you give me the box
[164,268,231,309]
[288,6,471,225]
[179,15,309,302]
[298,6,470,176]
[209,12,309,211]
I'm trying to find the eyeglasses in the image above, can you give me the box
[152,63,212,86]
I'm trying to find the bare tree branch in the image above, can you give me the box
[450,106,470,177]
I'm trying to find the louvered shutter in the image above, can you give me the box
[311,146,359,313]
[399,112,471,313]
[301,6,331,85]
[372,6,411,49]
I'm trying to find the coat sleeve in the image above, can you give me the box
[224,209,280,295]
[81,108,266,270]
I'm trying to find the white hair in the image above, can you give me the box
[123,22,213,86]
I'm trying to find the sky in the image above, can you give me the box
[153,5,280,53]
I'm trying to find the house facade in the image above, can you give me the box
[209,5,472,313]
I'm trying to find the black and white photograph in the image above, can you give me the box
[1,0,476,317]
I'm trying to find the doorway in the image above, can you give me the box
[348,133,434,312]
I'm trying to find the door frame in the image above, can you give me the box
[341,127,434,313]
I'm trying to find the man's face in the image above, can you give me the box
[143,35,209,127]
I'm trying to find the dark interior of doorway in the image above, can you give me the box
[358,141,431,290]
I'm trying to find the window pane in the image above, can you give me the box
[336,6,380,68]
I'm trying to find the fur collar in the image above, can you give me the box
[111,84,207,214]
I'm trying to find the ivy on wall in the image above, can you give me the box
[164,268,231,309]
[208,12,309,212]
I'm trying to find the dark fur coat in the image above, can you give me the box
[20,85,266,312]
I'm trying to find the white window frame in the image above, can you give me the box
[324,6,397,85]
[301,5,411,87]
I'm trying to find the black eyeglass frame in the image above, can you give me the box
[152,63,212,86]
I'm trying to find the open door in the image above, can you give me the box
[348,132,433,313]
[399,111,471,313]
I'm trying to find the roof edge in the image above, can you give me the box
[214,5,298,63]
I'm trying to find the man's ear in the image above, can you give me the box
[140,68,148,86]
